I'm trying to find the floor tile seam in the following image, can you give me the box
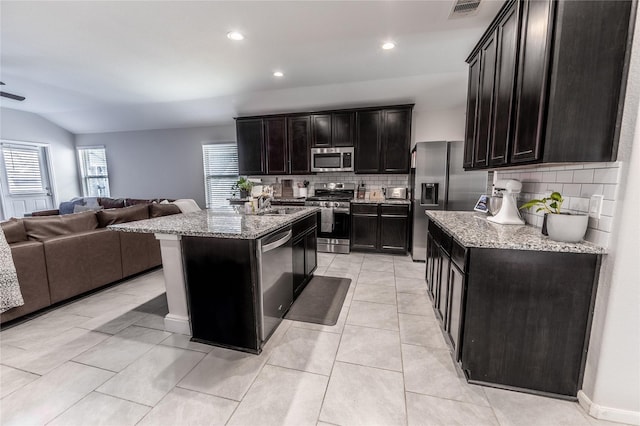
[394,272,410,426]
[70,338,159,374]
[157,340,212,354]
[68,359,120,375]
[317,291,354,425]
[92,389,155,408]
[0,366,42,400]
[405,390,497,415]
[221,359,269,425]
[397,310,432,318]
[334,359,404,374]
[350,297,397,306]
[0,341,29,352]
[342,323,401,336]
[263,362,333,380]
[399,341,454,352]
[344,320,399,333]
[288,323,343,334]
[174,384,243,403]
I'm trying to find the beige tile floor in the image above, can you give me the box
[0,252,624,426]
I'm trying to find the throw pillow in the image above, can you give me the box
[73,204,103,213]
[96,203,150,227]
[149,203,181,218]
[99,197,126,209]
[59,198,86,215]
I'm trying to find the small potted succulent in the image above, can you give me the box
[519,191,588,243]
[232,177,254,199]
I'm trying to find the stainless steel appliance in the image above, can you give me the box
[310,147,354,172]
[384,187,408,200]
[256,227,293,341]
[410,141,488,261]
[305,183,355,254]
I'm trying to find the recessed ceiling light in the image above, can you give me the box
[227,31,245,41]
[273,71,284,77]
[382,42,396,50]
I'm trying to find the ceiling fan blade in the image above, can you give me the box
[0,91,26,101]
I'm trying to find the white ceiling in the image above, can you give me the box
[0,0,504,134]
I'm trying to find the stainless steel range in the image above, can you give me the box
[305,183,355,254]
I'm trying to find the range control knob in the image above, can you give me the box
[333,202,340,208]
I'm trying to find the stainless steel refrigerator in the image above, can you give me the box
[410,141,488,261]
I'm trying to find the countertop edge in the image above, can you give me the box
[425,211,606,255]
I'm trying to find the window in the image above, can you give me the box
[202,143,239,208]
[77,146,110,197]
[1,144,49,194]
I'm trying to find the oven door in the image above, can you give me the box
[316,208,350,253]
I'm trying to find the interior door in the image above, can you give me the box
[0,142,54,218]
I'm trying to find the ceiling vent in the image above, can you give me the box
[449,0,481,18]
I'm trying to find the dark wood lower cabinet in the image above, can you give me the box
[427,218,601,398]
[292,215,318,298]
[351,203,409,254]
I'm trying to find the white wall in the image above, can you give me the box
[75,124,236,208]
[0,107,80,205]
[412,107,466,145]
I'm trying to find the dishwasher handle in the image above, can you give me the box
[262,230,292,253]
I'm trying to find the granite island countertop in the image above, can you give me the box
[426,211,605,254]
[109,206,319,240]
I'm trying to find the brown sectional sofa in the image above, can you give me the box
[0,202,181,324]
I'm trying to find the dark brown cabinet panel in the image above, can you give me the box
[427,218,601,397]
[382,109,411,173]
[464,0,631,170]
[292,215,318,297]
[489,1,519,166]
[332,112,355,147]
[288,116,311,174]
[305,230,317,276]
[265,117,288,175]
[352,203,409,253]
[474,33,497,168]
[311,114,331,147]
[464,55,480,169]
[236,119,265,175]
[511,0,554,164]
[355,111,382,173]
[292,236,305,297]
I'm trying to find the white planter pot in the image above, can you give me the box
[546,213,589,243]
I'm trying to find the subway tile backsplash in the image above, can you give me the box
[495,163,621,248]
[247,173,409,195]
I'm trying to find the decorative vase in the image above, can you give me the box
[546,213,588,243]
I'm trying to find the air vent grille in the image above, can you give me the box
[450,0,481,18]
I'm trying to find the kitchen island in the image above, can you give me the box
[110,206,319,353]
[424,211,604,399]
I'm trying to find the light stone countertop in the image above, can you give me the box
[109,206,319,240]
[426,211,605,254]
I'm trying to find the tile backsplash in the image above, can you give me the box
[248,174,409,195]
[495,162,621,248]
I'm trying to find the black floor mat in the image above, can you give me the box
[285,275,351,326]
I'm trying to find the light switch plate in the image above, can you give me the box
[589,195,604,219]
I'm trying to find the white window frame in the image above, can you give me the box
[202,142,239,208]
[77,145,110,197]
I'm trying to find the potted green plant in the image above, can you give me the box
[232,177,254,199]
[519,191,588,243]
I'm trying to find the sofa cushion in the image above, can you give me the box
[59,198,86,215]
[1,218,28,243]
[96,204,150,228]
[98,197,126,209]
[73,204,103,213]
[149,203,181,218]
[125,198,155,206]
[23,211,98,241]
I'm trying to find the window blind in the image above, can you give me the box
[1,145,46,194]
[77,146,110,197]
[202,143,239,208]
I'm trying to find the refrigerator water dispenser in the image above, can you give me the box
[421,183,439,205]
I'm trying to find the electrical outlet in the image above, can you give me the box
[589,195,604,219]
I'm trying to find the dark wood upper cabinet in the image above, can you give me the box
[475,32,498,168]
[265,117,288,175]
[464,55,481,169]
[311,114,331,147]
[511,0,554,164]
[332,112,355,147]
[489,1,519,167]
[464,0,632,170]
[382,108,412,173]
[287,115,311,174]
[355,110,382,173]
[236,119,265,175]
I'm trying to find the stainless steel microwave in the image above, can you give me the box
[310,147,354,172]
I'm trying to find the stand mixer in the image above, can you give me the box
[487,179,525,225]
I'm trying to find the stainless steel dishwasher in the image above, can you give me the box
[256,226,293,341]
